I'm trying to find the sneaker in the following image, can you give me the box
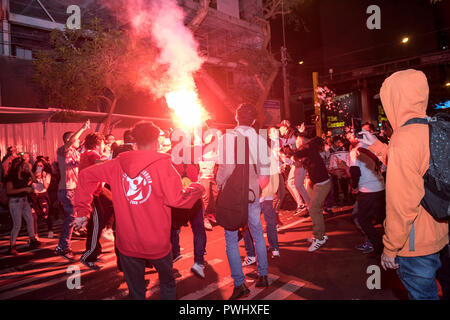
[191,262,205,279]
[294,207,309,217]
[47,231,54,239]
[9,245,18,256]
[229,283,250,300]
[55,247,76,262]
[355,240,373,251]
[101,228,115,242]
[242,256,257,267]
[294,205,306,215]
[362,246,374,254]
[79,228,88,237]
[173,254,183,263]
[81,259,102,271]
[308,235,328,252]
[72,229,81,237]
[271,250,280,259]
[204,218,213,231]
[255,275,269,288]
[29,239,41,249]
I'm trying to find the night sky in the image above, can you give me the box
[271,0,450,89]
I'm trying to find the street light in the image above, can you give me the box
[401,37,409,44]
[299,60,304,65]
[445,82,450,87]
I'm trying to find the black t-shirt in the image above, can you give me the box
[6,173,31,198]
[294,137,330,185]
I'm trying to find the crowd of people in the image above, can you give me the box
[0,69,448,301]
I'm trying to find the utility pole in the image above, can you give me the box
[312,71,322,137]
[281,46,290,120]
[280,0,290,120]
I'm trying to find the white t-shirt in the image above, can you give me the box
[349,145,385,193]
[32,173,51,193]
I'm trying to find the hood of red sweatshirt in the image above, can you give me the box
[117,150,170,179]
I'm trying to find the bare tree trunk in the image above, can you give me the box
[103,97,117,135]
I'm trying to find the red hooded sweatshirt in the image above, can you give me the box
[74,150,204,260]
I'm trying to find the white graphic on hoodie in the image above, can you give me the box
[122,170,152,205]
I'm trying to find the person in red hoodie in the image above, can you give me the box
[73,121,204,300]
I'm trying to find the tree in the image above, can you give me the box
[34,19,161,134]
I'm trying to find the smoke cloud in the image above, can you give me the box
[102,0,204,99]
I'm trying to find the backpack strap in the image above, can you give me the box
[409,222,415,252]
[402,117,429,127]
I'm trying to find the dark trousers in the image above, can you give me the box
[119,251,176,300]
[438,244,450,300]
[356,190,386,254]
[31,192,53,233]
[171,200,206,264]
[332,175,349,202]
[81,193,114,262]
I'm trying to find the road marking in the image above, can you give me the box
[146,258,223,299]
[0,259,118,300]
[0,241,115,275]
[262,280,305,300]
[0,249,117,296]
[180,276,234,300]
[0,238,59,257]
[104,258,225,300]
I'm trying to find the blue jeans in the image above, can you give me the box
[57,189,75,251]
[244,200,279,256]
[396,253,442,300]
[225,201,268,287]
[171,200,206,264]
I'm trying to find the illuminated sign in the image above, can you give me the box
[377,105,388,123]
[327,116,345,128]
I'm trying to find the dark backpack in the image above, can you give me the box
[216,135,254,231]
[403,113,450,221]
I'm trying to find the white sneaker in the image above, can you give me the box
[101,228,115,242]
[242,256,257,267]
[191,262,205,279]
[204,218,213,231]
[48,231,54,239]
[271,250,280,258]
[308,235,328,252]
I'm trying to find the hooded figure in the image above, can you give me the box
[74,150,204,261]
[366,69,448,300]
